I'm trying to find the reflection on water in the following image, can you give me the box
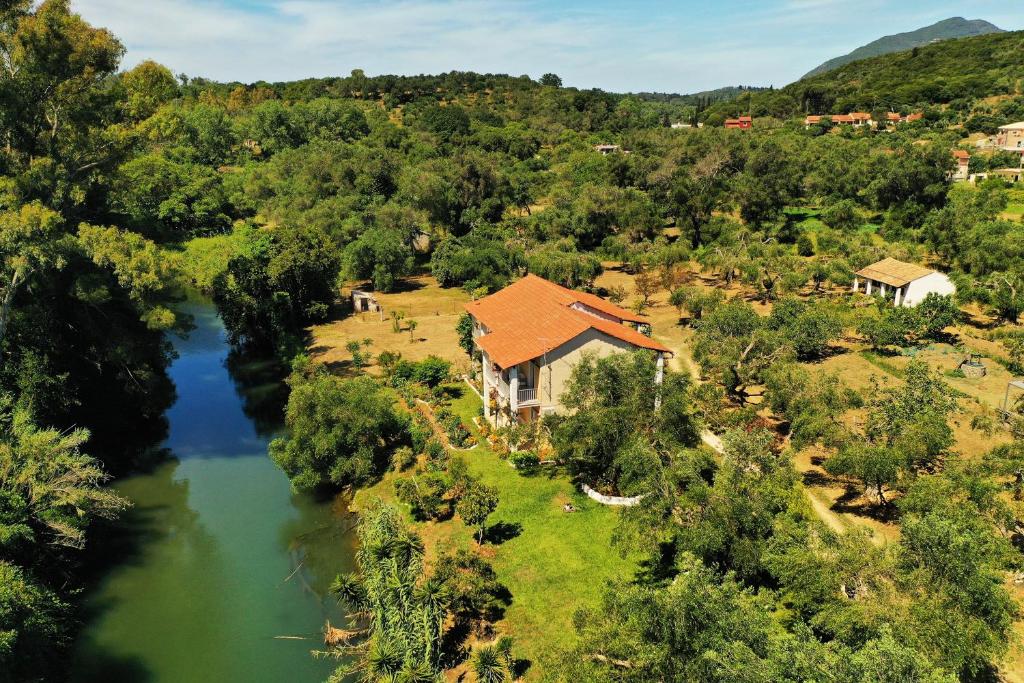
[72,298,353,683]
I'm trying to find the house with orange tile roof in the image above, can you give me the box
[805,111,923,129]
[952,149,971,182]
[848,112,872,126]
[464,274,672,426]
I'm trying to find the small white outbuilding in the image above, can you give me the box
[852,258,955,307]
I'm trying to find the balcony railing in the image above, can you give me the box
[518,387,538,404]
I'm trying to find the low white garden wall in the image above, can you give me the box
[581,484,645,507]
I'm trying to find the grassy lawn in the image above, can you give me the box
[1005,192,1024,220]
[785,206,827,232]
[352,383,637,676]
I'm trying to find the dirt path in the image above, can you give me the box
[804,488,855,537]
[660,322,884,541]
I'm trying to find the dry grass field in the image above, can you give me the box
[308,275,472,376]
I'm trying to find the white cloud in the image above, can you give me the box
[69,0,1023,94]
[72,0,805,92]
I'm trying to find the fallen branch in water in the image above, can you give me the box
[281,559,304,584]
[324,620,366,647]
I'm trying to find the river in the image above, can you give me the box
[71,298,354,682]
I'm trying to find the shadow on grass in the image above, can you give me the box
[485,521,523,545]
[512,658,533,679]
[317,358,367,379]
[801,343,853,364]
[440,622,471,670]
[507,464,559,480]
[388,278,427,294]
[437,383,466,401]
[831,486,901,524]
[802,470,834,488]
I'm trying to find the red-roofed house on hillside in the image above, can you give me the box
[806,111,923,129]
[848,112,872,127]
[952,149,971,182]
[465,274,673,426]
[724,116,752,129]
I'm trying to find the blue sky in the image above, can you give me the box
[73,1,1022,93]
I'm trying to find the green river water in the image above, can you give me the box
[70,299,354,682]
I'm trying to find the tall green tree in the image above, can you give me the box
[0,203,66,347]
[270,360,409,491]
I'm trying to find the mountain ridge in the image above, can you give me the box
[802,17,1004,79]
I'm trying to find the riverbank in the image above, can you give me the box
[71,298,354,683]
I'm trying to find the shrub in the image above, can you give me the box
[441,413,473,448]
[392,446,416,472]
[410,414,432,453]
[457,481,500,544]
[378,349,401,374]
[413,356,452,388]
[269,368,409,491]
[425,438,449,472]
[858,306,915,350]
[433,550,511,632]
[914,293,958,340]
[822,198,860,231]
[430,228,523,291]
[395,473,450,520]
[796,232,815,256]
[510,451,541,472]
[456,313,475,356]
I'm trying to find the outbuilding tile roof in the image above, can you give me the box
[465,274,671,369]
[856,257,934,288]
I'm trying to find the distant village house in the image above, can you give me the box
[971,167,1023,185]
[995,122,1024,152]
[351,289,381,314]
[724,116,752,129]
[853,258,955,307]
[465,275,672,426]
[804,111,922,129]
[952,149,971,182]
[594,144,621,155]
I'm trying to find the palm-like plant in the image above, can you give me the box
[472,645,508,683]
[326,504,446,683]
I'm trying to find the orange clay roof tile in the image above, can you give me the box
[464,274,671,369]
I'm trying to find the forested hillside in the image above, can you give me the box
[802,16,1004,79]
[704,29,1024,124]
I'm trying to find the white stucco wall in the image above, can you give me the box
[902,272,956,306]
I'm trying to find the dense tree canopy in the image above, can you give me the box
[270,359,410,491]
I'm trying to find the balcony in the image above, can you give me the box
[517,386,539,406]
